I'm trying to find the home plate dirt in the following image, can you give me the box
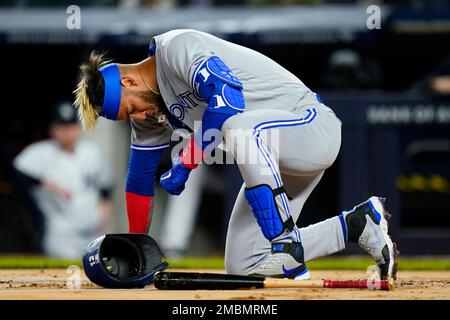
[0,269,449,300]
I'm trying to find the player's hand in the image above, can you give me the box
[160,154,192,196]
[42,179,72,201]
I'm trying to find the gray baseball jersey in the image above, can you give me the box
[133,29,345,276]
[131,29,321,147]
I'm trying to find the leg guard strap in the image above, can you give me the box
[273,186,293,200]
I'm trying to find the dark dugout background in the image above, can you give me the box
[0,1,449,255]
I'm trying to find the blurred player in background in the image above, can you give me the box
[74,29,397,280]
[14,101,114,259]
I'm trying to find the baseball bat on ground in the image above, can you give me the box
[153,272,394,291]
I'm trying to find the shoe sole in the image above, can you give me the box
[294,270,311,280]
[369,197,399,280]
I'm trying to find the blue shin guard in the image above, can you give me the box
[244,184,294,241]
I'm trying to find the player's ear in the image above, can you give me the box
[121,76,138,88]
[130,111,147,121]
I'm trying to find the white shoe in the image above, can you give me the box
[249,242,310,280]
[342,196,399,279]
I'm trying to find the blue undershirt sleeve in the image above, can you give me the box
[125,147,166,196]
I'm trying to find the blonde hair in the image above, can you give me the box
[73,51,112,131]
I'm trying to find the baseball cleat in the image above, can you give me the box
[341,196,399,280]
[249,241,310,280]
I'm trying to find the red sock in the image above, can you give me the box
[125,191,153,233]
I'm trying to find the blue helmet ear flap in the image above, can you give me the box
[82,234,169,289]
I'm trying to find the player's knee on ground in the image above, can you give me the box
[224,253,249,276]
[226,251,273,276]
[225,235,271,276]
[225,258,240,275]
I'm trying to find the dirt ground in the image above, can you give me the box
[0,268,449,300]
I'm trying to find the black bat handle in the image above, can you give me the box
[154,272,265,290]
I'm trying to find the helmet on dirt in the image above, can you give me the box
[82,233,168,288]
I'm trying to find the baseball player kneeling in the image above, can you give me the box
[74,29,397,280]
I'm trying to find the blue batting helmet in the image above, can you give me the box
[82,233,168,289]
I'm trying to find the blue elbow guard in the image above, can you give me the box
[193,56,245,116]
[193,56,245,150]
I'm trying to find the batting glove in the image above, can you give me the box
[160,154,192,196]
